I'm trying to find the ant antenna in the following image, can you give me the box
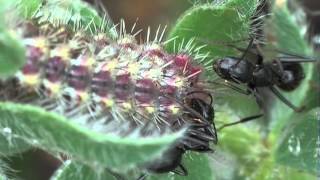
[137,174,147,180]
[187,91,213,105]
[217,113,264,131]
[233,37,255,67]
[239,38,255,61]
[207,80,250,95]
[172,164,188,176]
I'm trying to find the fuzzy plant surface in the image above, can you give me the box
[0,0,318,180]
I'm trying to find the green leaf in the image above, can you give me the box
[149,152,214,180]
[17,0,42,18]
[216,111,267,178]
[267,2,316,134]
[252,157,317,180]
[0,160,9,180]
[274,108,319,175]
[51,160,117,180]
[0,133,31,155]
[33,0,117,38]
[0,30,26,78]
[302,63,320,110]
[0,102,183,170]
[0,1,26,78]
[166,0,258,66]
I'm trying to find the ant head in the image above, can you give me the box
[212,58,230,79]
[212,57,226,71]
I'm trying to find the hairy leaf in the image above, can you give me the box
[0,30,26,78]
[0,102,182,170]
[51,160,117,180]
[275,108,319,175]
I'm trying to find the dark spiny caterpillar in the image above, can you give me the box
[0,18,218,177]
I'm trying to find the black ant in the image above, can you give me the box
[138,93,262,179]
[212,38,317,112]
[138,96,217,179]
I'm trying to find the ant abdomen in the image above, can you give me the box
[277,63,305,91]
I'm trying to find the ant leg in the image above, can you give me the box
[278,57,318,63]
[183,141,214,152]
[172,164,188,176]
[233,38,255,67]
[217,113,264,131]
[222,80,251,95]
[269,86,305,112]
[239,38,255,61]
[209,79,251,95]
[137,174,148,180]
[253,41,265,65]
[188,129,216,141]
[303,7,320,17]
[187,123,218,144]
[106,169,127,180]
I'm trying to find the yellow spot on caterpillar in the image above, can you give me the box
[275,0,285,7]
[57,27,67,34]
[174,77,184,87]
[43,80,61,95]
[23,74,40,86]
[51,45,70,60]
[122,102,132,110]
[105,59,118,71]
[118,35,136,45]
[75,56,95,68]
[86,57,95,67]
[128,63,139,74]
[146,69,162,79]
[103,98,114,107]
[146,106,155,114]
[169,104,180,114]
[148,43,162,51]
[94,33,107,41]
[78,91,89,102]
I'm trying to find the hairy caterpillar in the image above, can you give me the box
[0,12,218,177]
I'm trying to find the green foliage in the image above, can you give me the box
[275,108,319,175]
[17,0,42,18]
[0,0,318,179]
[0,134,31,155]
[0,30,26,78]
[0,0,26,78]
[166,0,258,67]
[32,0,117,37]
[0,102,182,170]
[51,160,117,180]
